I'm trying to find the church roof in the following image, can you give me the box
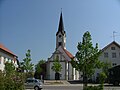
[63,48,74,59]
[0,43,16,56]
[56,12,66,36]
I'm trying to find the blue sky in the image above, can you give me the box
[1,0,120,65]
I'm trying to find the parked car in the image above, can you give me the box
[24,78,43,90]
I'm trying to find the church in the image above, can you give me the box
[46,12,79,80]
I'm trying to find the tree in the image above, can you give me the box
[4,62,15,76]
[2,62,25,90]
[102,59,112,77]
[23,49,34,73]
[71,31,103,88]
[34,60,46,79]
[99,59,112,84]
[51,55,62,80]
[20,49,34,78]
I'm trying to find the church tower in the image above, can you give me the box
[47,11,79,80]
[56,12,66,49]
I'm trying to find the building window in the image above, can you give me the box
[111,47,115,50]
[104,52,108,58]
[58,42,62,46]
[112,53,116,58]
[112,63,117,66]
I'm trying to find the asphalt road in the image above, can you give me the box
[26,85,120,90]
[43,85,82,90]
[43,85,120,90]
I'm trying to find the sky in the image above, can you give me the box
[1,0,120,65]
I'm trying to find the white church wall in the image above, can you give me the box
[68,62,73,80]
[60,62,66,80]
[49,62,55,79]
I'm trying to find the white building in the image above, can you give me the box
[94,41,120,81]
[46,12,79,80]
[100,41,120,66]
[0,44,18,71]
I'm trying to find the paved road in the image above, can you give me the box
[42,85,120,90]
[43,85,82,90]
[43,85,120,90]
[26,85,120,90]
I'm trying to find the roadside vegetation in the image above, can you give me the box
[34,59,46,80]
[71,31,110,90]
[0,49,34,90]
[0,62,25,90]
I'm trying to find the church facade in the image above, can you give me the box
[46,12,79,80]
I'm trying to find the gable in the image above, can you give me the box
[48,50,66,62]
[48,46,74,62]
[101,41,120,52]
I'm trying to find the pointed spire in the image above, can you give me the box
[56,11,65,35]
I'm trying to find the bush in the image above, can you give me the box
[0,71,25,90]
[3,72,25,90]
[0,70,4,89]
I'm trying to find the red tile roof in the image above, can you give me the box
[63,48,74,59]
[0,44,16,56]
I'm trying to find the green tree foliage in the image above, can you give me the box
[102,60,112,77]
[0,62,25,90]
[34,60,46,79]
[96,60,112,85]
[0,70,4,90]
[4,62,15,76]
[51,55,62,73]
[71,31,103,87]
[23,49,34,73]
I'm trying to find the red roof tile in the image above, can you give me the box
[0,44,16,56]
[63,48,74,59]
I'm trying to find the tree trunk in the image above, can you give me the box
[83,72,88,89]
